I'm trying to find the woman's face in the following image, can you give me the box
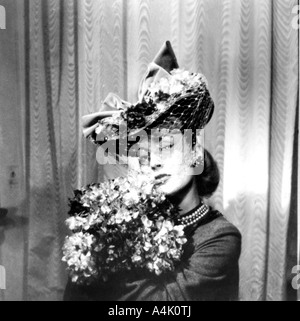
[131,130,196,196]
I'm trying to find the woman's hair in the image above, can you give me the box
[196,149,220,198]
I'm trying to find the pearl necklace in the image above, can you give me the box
[178,203,209,228]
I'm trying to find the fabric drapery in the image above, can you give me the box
[0,0,297,301]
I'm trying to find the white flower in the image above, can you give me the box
[154,220,177,243]
[143,241,152,251]
[132,211,139,219]
[142,182,154,196]
[164,220,174,231]
[95,124,104,135]
[171,69,189,81]
[65,217,78,230]
[158,244,168,253]
[158,78,170,93]
[147,84,158,97]
[153,258,163,275]
[156,102,166,112]
[173,225,185,237]
[84,233,95,247]
[115,208,132,224]
[79,252,92,269]
[71,274,79,283]
[176,237,187,245]
[141,215,153,228]
[132,254,142,263]
[169,82,184,95]
[101,204,111,214]
[63,232,95,254]
[123,190,140,205]
[65,216,87,230]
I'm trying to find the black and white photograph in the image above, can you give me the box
[0,0,299,304]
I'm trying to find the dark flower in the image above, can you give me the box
[124,100,157,129]
[155,90,170,102]
[68,199,89,216]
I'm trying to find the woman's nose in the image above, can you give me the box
[150,153,162,171]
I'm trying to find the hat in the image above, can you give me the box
[82,41,214,145]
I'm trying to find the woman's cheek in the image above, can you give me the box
[158,181,176,195]
[160,175,184,195]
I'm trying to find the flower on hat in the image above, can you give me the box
[147,68,208,102]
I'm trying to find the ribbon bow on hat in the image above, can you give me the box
[82,41,214,145]
[82,41,179,139]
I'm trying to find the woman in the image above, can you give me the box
[64,41,241,301]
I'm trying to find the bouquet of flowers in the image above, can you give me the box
[62,172,187,285]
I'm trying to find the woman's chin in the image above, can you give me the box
[156,183,168,194]
[157,183,176,196]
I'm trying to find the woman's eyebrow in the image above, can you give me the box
[138,147,149,153]
[160,137,174,144]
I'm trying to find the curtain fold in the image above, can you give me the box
[265,0,298,301]
[0,0,297,301]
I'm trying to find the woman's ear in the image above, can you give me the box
[192,130,205,175]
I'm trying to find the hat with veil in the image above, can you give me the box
[82,41,214,147]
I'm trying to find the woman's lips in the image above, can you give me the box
[154,174,170,185]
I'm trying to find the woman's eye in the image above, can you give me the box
[139,155,150,166]
[160,144,174,151]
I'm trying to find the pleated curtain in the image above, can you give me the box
[0,0,297,301]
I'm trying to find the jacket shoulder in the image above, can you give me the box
[192,210,242,257]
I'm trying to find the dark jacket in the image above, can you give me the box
[63,210,241,301]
